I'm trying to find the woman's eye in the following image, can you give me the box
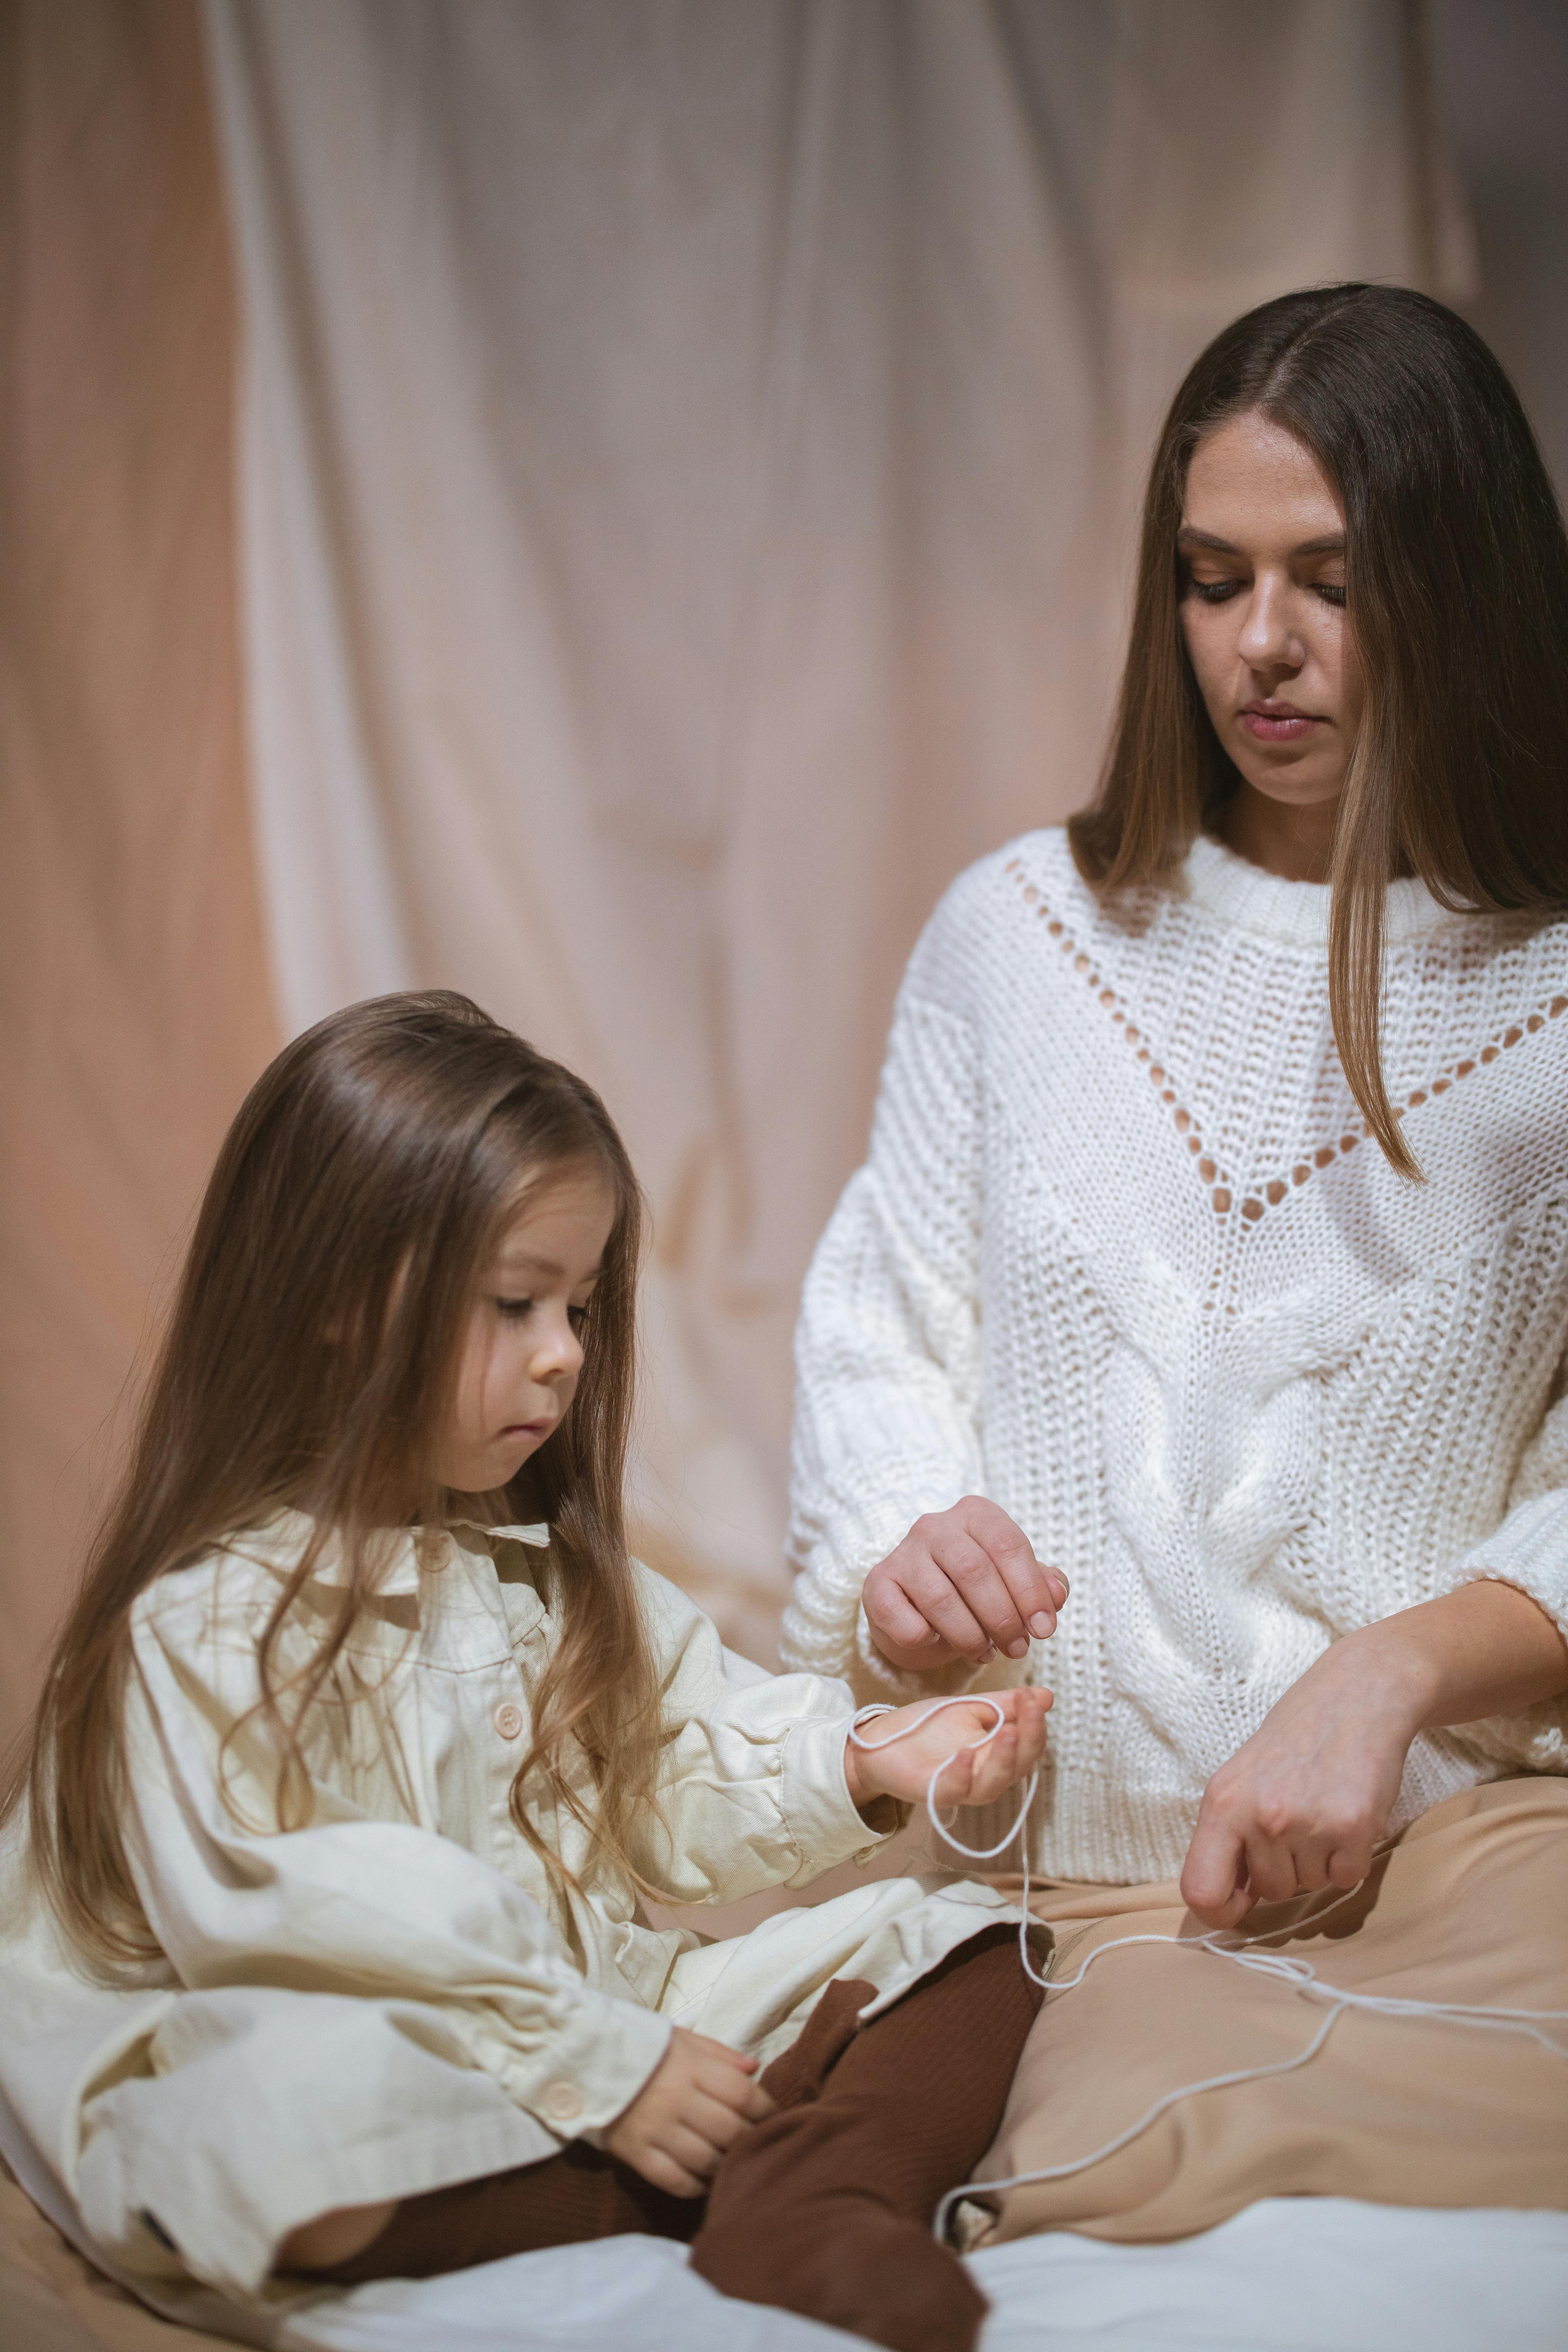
[1315,582,1346,607]
[1189,578,1241,604]
[567,1303,592,1332]
[495,1296,534,1320]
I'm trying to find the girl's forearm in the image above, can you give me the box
[1346,1578,1568,1737]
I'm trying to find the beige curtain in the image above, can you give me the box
[0,3,1477,1752]
[203,0,1473,1652]
[0,0,277,1749]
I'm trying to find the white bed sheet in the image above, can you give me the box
[7,2091,1567,2352]
[273,2205,1568,2352]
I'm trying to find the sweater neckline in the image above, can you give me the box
[1182,831,1452,949]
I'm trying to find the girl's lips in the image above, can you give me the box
[1240,706,1324,742]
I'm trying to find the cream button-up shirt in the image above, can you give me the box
[0,1513,1013,2314]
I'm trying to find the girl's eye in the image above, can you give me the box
[567,1303,592,1332]
[496,1296,534,1320]
[1188,577,1242,604]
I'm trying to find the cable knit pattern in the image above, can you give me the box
[782,828,1568,1884]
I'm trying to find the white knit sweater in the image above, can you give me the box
[782,828,1568,1884]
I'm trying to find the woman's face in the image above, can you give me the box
[1178,410,1363,820]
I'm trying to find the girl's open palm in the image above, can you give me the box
[844,1687,1051,1817]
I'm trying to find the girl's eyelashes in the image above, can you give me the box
[493,1295,593,1328]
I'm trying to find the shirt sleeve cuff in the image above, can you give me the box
[500,1982,672,2137]
[778,1708,905,1880]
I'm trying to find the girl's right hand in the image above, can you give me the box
[862,1497,1068,1672]
[604,2028,773,2197]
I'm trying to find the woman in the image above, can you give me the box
[783,284,1568,1933]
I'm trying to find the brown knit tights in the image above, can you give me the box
[317,1923,1043,2352]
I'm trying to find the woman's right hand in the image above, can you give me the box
[604,2027,773,2197]
[863,1498,1068,1672]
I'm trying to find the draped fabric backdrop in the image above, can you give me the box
[200,0,1474,1648]
[0,0,276,1746]
[0,1,1490,1746]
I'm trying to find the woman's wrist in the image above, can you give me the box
[1328,1581,1568,1737]
[1328,1617,1441,1744]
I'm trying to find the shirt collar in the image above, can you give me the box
[232,1508,550,1597]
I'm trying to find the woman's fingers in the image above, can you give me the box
[1236,1834,1300,1906]
[893,1571,992,1665]
[863,1570,954,1659]
[966,1500,1067,1643]
[866,1504,1069,1669]
[939,1499,1064,1654]
[927,1525,1032,1658]
[1179,1806,1248,1923]
[1325,1839,1372,1891]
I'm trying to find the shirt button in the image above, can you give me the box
[541,2080,583,2124]
[493,1702,524,1740]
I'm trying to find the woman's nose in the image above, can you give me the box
[1237,577,1301,673]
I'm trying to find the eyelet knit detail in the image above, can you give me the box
[1004,855,1568,1232]
[785,828,1568,1882]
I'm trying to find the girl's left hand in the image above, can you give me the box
[844,1687,1052,1820]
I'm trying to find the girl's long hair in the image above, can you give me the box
[1069,283,1568,1174]
[13,991,663,1964]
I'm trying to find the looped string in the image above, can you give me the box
[848,1698,1046,1983]
[845,1698,1568,2244]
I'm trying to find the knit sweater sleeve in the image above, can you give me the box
[1435,1354,1568,1770]
[781,910,987,1702]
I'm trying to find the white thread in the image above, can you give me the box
[845,1699,1568,2244]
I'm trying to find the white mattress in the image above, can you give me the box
[7,2091,1567,2352]
[271,2209,1568,2352]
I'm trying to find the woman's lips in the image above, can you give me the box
[1239,703,1324,743]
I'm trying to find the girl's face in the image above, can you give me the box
[1179,409,1363,820]
[433,1162,617,1499]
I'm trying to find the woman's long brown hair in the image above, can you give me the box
[11,991,664,1963]
[1070,284,1568,1174]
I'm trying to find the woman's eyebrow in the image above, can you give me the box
[1176,524,1345,556]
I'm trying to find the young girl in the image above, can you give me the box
[0,992,1056,2352]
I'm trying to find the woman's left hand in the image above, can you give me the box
[1178,1635,1420,1930]
[1181,1580,1568,1929]
[844,1687,1052,1820]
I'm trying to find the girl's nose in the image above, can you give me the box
[532,1317,584,1383]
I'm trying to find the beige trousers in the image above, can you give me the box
[971,1777,1568,2245]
